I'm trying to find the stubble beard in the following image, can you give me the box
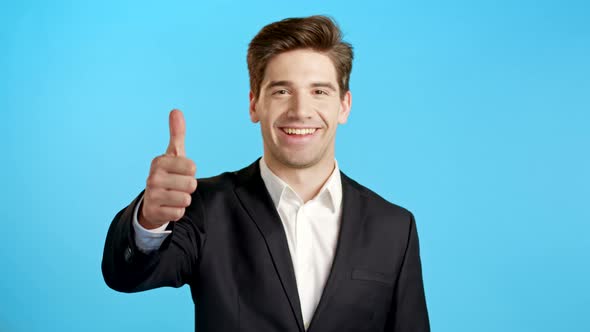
[268,137,333,171]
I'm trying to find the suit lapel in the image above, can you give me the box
[234,160,305,332]
[307,172,367,330]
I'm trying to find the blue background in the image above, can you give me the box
[1,0,588,331]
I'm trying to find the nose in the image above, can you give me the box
[287,92,313,119]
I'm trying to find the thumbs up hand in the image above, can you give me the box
[139,109,198,229]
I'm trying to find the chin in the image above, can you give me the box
[277,152,322,169]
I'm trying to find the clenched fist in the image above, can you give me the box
[139,109,197,229]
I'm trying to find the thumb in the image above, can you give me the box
[166,109,186,156]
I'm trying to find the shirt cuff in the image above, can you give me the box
[132,195,171,254]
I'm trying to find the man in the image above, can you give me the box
[102,15,430,332]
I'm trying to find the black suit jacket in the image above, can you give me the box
[102,159,430,331]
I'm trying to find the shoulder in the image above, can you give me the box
[197,171,237,190]
[194,170,239,201]
[341,171,414,221]
[193,160,258,200]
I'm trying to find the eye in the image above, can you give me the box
[313,89,328,95]
[272,89,289,95]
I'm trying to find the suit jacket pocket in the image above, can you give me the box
[351,268,395,286]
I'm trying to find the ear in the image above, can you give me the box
[249,91,260,123]
[337,90,352,124]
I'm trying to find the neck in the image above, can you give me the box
[264,155,335,203]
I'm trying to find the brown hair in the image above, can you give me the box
[247,15,353,99]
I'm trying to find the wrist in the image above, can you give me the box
[138,205,163,230]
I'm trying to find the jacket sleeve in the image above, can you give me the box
[384,212,430,331]
[101,190,206,293]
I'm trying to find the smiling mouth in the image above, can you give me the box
[281,127,318,135]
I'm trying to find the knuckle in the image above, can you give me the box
[171,208,184,221]
[188,160,197,175]
[186,178,196,192]
[146,175,157,188]
[184,194,192,207]
[151,156,162,169]
[167,212,178,222]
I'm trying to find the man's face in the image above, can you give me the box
[249,49,352,169]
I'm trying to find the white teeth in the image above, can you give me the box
[283,128,317,135]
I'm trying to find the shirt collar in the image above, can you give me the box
[259,157,342,213]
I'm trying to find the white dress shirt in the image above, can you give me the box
[132,158,343,330]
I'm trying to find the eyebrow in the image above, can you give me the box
[265,80,337,91]
[266,80,292,90]
[310,82,337,91]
